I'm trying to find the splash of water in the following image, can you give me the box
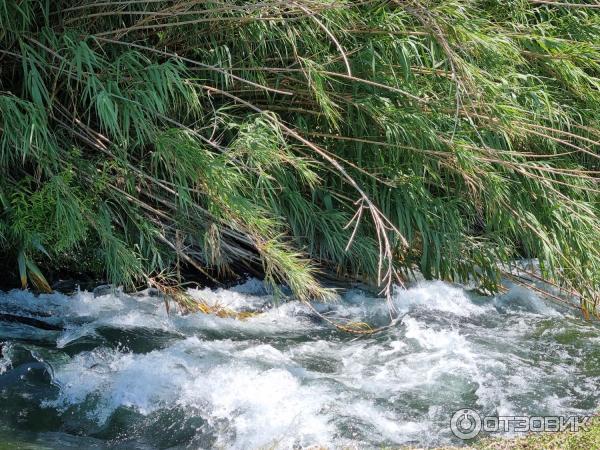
[0,279,598,448]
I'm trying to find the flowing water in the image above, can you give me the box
[0,278,599,449]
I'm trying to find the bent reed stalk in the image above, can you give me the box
[0,0,599,318]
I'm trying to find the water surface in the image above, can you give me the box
[0,279,598,448]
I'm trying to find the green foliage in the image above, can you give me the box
[0,0,598,313]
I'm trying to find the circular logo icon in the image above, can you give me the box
[450,408,482,439]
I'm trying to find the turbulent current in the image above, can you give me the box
[0,278,599,449]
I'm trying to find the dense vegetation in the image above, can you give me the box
[0,0,599,314]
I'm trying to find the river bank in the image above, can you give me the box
[425,415,600,450]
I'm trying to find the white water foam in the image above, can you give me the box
[2,277,598,448]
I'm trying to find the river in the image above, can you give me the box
[0,277,598,448]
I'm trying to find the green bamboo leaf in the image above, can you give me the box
[17,250,27,289]
[31,236,50,258]
[24,258,52,293]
